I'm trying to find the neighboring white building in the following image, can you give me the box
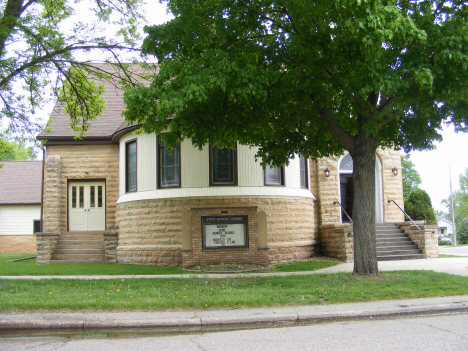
[0,161,42,253]
[437,216,454,237]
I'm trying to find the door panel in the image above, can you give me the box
[69,181,105,231]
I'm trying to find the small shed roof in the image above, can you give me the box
[0,161,42,205]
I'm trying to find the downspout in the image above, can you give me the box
[40,147,45,232]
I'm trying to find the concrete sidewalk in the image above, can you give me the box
[1,258,468,332]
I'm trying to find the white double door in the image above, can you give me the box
[69,181,106,231]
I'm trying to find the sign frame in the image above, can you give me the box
[202,215,249,249]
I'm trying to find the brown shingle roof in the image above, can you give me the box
[0,161,42,205]
[36,64,154,142]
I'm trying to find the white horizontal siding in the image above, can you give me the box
[0,205,41,235]
[117,187,314,204]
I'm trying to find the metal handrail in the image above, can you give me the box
[333,201,353,223]
[387,200,422,231]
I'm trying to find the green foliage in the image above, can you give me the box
[442,168,468,229]
[0,0,146,136]
[404,189,437,224]
[0,135,36,161]
[438,239,452,246]
[123,0,468,274]
[401,155,422,200]
[456,218,468,245]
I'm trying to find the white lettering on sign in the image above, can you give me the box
[204,223,246,247]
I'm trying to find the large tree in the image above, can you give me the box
[401,155,422,200]
[124,0,468,274]
[0,0,149,136]
[0,135,35,162]
[442,168,468,227]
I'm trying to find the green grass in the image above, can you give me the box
[0,254,184,276]
[1,271,468,311]
[0,254,338,276]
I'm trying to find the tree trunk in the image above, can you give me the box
[350,144,379,275]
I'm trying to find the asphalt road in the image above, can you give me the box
[1,312,467,351]
[439,245,468,256]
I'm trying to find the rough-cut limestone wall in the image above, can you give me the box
[35,232,60,264]
[42,154,62,232]
[398,221,439,258]
[309,160,322,235]
[316,157,341,224]
[115,196,317,265]
[0,236,36,253]
[319,224,354,262]
[377,149,405,222]
[317,148,404,225]
[42,145,119,233]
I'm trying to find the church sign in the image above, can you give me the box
[202,216,248,249]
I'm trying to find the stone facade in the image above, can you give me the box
[115,196,317,266]
[319,224,354,262]
[315,149,404,225]
[42,144,119,233]
[0,236,36,253]
[398,221,439,258]
[35,232,60,264]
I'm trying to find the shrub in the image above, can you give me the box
[404,189,437,225]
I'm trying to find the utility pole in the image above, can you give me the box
[450,164,457,246]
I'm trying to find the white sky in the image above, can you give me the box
[30,1,468,212]
[405,125,468,212]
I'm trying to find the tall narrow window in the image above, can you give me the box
[210,145,237,185]
[126,140,137,192]
[158,139,181,188]
[299,155,309,189]
[264,165,284,186]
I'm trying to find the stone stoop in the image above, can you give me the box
[51,231,106,263]
[376,223,425,261]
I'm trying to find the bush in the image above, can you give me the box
[438,239,452,246]
[404,189,437,225]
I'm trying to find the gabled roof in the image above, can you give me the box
[36,64,153,143]
[0,161,42,205]
[436,216,453,226]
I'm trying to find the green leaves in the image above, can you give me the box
[0,0,146,136]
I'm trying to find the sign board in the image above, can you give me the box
[202,216,248,249]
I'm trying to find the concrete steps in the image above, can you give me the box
[376,223,425,261]
[51,231,105,263]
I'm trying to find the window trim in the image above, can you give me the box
[264,165,285,186]
[299,155,309,189]
[125,139,137,193]
[209,144,238,186]
[157,136,181,189]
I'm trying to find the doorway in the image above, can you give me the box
[68,181,106,231]
[338,154,383,223]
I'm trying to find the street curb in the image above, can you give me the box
[1,301,467,331]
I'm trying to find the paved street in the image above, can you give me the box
[1,312,467,351]
[439,245,468,256]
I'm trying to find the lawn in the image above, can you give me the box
[0,254,339,276]
[1,271,467,311]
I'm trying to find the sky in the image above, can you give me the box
[406,125,468,213]
[28,1,468,212]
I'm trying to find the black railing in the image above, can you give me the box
[387,200,422,231]
[333,201,353,223]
